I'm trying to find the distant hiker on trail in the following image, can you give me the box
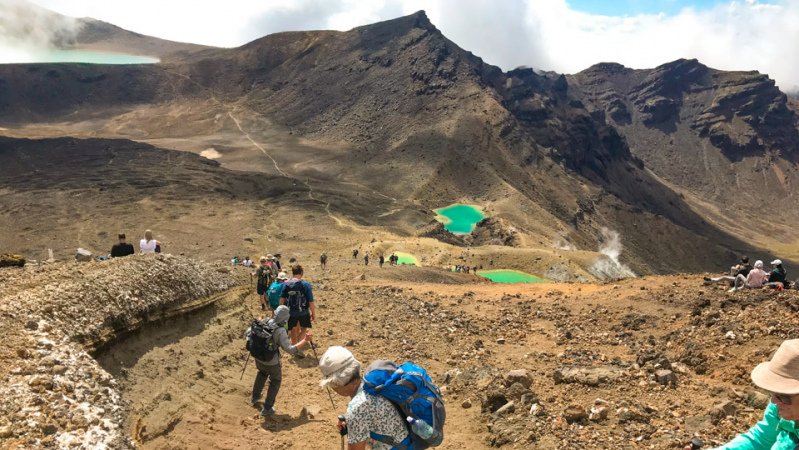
[729,260,768,292]
[139,230,161,254]
[704,256,753,286]
[353,249,359,259]
[243,256,252,267]
[267,272,288,317]
[364,253,369,266]
[280,265,315,353]
[252,256,275,311]
[764,259,788,289]
[319,347,446,450]
[273,254,282,272]
[320,252,328,269]
[110,234,134,258]
[379,255,384,268]
[473,266,478,273]
[265,254,277,273]
[684,339,799,450]
[246,305,313,417]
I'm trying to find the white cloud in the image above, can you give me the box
[9,0,799,89]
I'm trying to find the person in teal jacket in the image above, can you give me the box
[266,272,287,317]
[686,339,799,450]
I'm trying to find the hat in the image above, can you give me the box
[260,256,268,262]
[755,260,764,269]
[266,254,274,259]
[319,346,359,388]
[277,271,287,280]
[274,254,282,258]
[772,259,783,266]
[752,339,799,394]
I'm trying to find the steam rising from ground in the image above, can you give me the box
[588,228,636,279]
[0,0,82,63]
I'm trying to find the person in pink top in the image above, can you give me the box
[730,260,768,292]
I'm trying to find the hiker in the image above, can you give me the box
[265,254,277,273]
[231,256,240,265]
[353,249,359,259]
[683,339,799,450]
[473,266,478,273]
[267,272,288,317]
[280,265,315,350]
[364,253,369,266]
[704,256,753,286]
[319,347,411,450]
[252,256,275,311]
[729,260,768,292]
[110,234,134,258]
[273,254,282,272]
[246,305,313,417]
[379,254,384,268]
[139,230,161,254]
[763,259,789,289]
[320,252,328,269]
[243,256,253,267]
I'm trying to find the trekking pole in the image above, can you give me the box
[239,353,250,381]
[338,415,347,450]
[309,341,337,410]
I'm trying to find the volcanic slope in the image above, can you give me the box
[0,11,792,275]
[569,60,799,260]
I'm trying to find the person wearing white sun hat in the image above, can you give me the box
[685,339,799,449]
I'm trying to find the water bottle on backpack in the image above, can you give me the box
[407,417,442,442]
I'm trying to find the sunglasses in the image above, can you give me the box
[773,393,793,405]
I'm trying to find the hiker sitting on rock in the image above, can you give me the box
[704,256,753,286]
[246,305,313,417]
[140,230,161,254]
[319,347,410,450]
[685,339,799,450]
[763,259,789,290]
[110,234,134,258]
[729,260,768,292]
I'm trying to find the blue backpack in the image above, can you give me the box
[363,360,446,450]
[283,278,308,314]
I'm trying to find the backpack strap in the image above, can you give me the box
[368,432,413,450]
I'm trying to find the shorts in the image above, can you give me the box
[288,315,312,330]
[257,284,268,295]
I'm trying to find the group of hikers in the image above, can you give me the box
[109,230,162,257]
[347,250,401,267]
[705,256,790,292]
[452,264,479,274]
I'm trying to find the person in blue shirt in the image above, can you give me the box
[279,265,315,354]
[686,339,799,450]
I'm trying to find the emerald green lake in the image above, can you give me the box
[478,270,547,283]
[434,204,486,233]
[395,252,419,266]
[8,50,159,65]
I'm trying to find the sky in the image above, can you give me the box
[2,0,798,91]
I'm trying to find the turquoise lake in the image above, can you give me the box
[434,204,486,233]
[477,270,548,283]
[8,50,159,65]
[395,252,419,266]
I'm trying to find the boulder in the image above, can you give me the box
[301,405,322,419]
[655,369,678,387]
[745,391,770,409]
[75,248,92,262]
[563,404,588,424]
[492,401,515,418]
[553,365,624,385]
[0,254,26,267]
[589,406,609,422]
[505,369,533,388]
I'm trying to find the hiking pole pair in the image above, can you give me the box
[308,341,337,411]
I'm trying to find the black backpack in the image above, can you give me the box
[246,319,279,360]
[283,279,308,314]
[257,265,274,287]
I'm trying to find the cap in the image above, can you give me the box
[319,346,357,388]
[266,254,274,259]
[771,259,783,265]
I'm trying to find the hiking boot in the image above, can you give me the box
[703,277,711,281]
[728,287,738,293]
[261,406,276,417]
[251,395,261,405]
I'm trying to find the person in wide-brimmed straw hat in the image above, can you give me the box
[685,339,799,449]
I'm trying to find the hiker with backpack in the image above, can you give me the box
[319,346,445,450]
[353,249,359,259]
[252,256,276,311]
[321,252,328,269]
[280,265,315,350]
[364,253,369,266]
[379,255,385,268]
[267,272,288,317]
[273,254,282,272]
[245,305,313,417]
